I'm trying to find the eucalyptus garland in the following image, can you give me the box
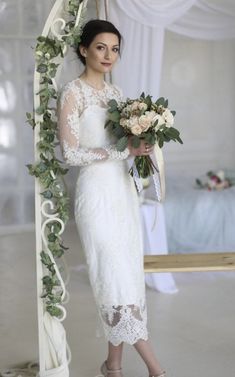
[26,0,87,317]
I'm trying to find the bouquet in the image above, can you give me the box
[196,170,232,191]
[105,93,183,179]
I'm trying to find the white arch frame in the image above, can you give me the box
[33,1,88,376]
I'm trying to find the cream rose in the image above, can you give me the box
[138,114,151,131]
[138,102,148,111]
[131,125,142,135]
[130,101,140,111]
[120,118,128,127]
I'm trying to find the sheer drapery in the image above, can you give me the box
[169,1,235,39]
[102,0,235,98]
[115,0,197,27]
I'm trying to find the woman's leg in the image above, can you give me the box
[133,339,165,376]
[106,341,124,370]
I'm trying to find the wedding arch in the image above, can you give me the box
[28,0,235,376]
[28,1,89,376]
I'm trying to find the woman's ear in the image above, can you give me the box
[79,45,87,57]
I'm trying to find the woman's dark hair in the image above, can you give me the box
[76,19,122,65]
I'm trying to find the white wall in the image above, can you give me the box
[0,2,235,230]
[160,31,235,177]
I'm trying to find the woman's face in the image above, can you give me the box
[80,32,120,73]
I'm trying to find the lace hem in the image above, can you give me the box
[98,302,148,346]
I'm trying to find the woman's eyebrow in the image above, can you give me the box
[95,42,119,47]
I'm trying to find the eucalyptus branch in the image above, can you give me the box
[26,0,87,317]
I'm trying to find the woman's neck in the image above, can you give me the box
[79,69,105,90]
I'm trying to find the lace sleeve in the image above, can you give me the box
[57,84,130,166]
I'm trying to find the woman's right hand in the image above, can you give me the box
[128,138,154,156]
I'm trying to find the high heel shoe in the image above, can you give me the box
[149,371,166,377]
[100,360,122,376]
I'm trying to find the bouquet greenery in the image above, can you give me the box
[105,93,183,178]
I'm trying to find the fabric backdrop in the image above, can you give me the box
[99,0,235,176]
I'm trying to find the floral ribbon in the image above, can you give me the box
[153,143,165,202]
[132,144,165,203]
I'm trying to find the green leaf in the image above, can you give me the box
[176,135,183,144]
[46,305,63,317]
[104,119,113,129]
[26,112,32,119]
[36,105,46,115]
[196,178,203,187]
[113,124,126,138]
[144,132,156,144]
[48,233,57,242]
[116,136,128,151]
[108,99,118,109]
[108,110,120,122]
[167,127,180,136]
[131,136,141,148]
[155,97,165,106]
[41,190,53,199]
[37,64,48,73]
[144,95,152,109]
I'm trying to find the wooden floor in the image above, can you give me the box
[144,252,235,272]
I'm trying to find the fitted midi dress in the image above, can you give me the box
[58,78,148,346]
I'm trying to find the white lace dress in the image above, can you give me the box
[58,78,148,346]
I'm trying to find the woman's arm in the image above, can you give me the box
[57,84,130,166]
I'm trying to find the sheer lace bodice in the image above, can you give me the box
[57,78,130,166]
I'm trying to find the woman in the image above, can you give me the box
[58,19,166,377]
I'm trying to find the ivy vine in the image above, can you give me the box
[26,0,87,318]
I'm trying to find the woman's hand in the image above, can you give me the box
[128,138,154,156]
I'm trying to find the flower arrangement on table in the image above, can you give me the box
[196,170,233,190]
[105,93,183,180]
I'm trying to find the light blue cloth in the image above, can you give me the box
[164,175,235,253]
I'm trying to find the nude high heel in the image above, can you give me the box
[100,361,122,376]
[149,371,166,377]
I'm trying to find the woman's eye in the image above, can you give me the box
[113,48,119,53]
[97,46,105,50]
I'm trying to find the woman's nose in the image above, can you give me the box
[104,49,111,59]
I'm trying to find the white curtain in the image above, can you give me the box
[101,0,235,260]
[102,0,235,98]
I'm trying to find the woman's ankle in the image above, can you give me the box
[106,360,122,370]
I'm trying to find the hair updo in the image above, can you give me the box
[76,19,122,65]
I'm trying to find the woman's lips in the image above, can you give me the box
[101,62,112,67]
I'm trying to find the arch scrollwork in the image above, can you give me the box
[26,0,88,375]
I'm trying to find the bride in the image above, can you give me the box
[57,19,166,377]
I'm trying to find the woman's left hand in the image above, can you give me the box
[128,138,154,156]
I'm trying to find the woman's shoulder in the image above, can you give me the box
[59,78,82,97]
[58,78,84,108]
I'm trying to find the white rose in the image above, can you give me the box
[162,109,174,127]
[146,110,157,122]
[152,114,165,130]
